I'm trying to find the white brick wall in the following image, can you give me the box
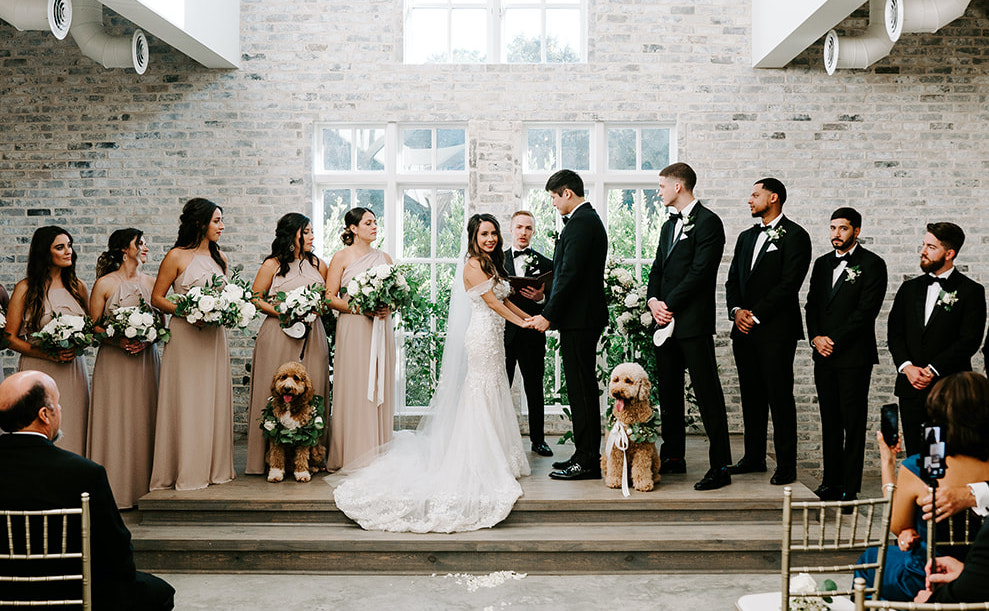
[2,0,988,478]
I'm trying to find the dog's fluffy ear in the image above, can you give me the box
[637,376,652,402]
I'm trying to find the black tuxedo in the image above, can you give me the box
[805,245,887,494]
[646,202,731,470]
[887,269,986,454]
[0,434,174,610]
[542,202,608,464]
[725,215,812,473]
[928,516,989,603]
[504,246,553,445]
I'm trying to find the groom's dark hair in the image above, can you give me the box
[927,222,965,254]
[659,163,696,192]
[545,169,584,198]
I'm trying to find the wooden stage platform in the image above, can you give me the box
[130,436,833,575]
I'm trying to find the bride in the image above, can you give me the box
[331,213,534,533]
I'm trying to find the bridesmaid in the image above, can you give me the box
[87,229,160,509]
[149,198,236,490]
[245,213,331,476]
[325,207,396,471]
[5,227,90,454]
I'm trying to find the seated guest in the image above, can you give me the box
[915,517,989,603]
[855,372,989,601]
[920,479,989,522]
[0,370,174,610]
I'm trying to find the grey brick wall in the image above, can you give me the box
[2,0,988,479]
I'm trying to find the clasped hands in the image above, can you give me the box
[902,364,936,390]
[733,308,757,334]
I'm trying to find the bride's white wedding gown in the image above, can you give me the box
[332,277,530,533]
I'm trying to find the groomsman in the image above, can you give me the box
[804,208,887,503]
[725,178,811,486]
[646,162,733,491]
[531,169,609,481]
[887,222,986,455]
[504,210,554,457]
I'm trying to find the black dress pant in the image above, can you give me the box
[815,363,872,494]
[655,335,732,470]
[506,328,547,445]
[560,328,603,464]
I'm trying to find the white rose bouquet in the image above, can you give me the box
[30,312,96,357]
[168,271,259,330]
[273,283,326,339]
[99,302,171,346]
[340,264,414,316]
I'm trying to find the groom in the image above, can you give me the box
[531,169,609,480]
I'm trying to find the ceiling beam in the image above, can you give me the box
[752,0,863,68]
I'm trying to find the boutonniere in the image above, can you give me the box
[844,265,862,284]
[937,290,959,311]
[681,215,696,234]
[521,253,537,275]
[763,225,786,243]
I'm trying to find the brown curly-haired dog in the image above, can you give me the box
[266,361,326,483]
[601,362,661,492]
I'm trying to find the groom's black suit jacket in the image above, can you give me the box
[805,245,887,368]
[646,202,723,339]
[542,203,608,332]
[887,269,986,399]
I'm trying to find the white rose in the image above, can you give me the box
[105,325,115,337]
[215,296,230,310]
[361,286,374,296]
[263,420,276,431]
[188,286,203,298]
[239,303,257,324]
[124,326,138,338]
[623,293,639,308]
[373,265,390,279]
[314,417,324,425]
[66,315,85,332]
[640,311,653,326]
[146,327,157,341]
[128,311,144,328]
[346,280,359,295]
[789,573,817,596]
[198,296,217,312]
[187,311,202,323]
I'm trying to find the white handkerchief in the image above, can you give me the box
[653,319,675,347]
[678,234,689,241]
[766,244,779,252]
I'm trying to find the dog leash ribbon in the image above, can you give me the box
[367,316,387,406]
[605,421,630,498]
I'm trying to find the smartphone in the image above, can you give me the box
[880,403,899,447]
[922,426,946,480]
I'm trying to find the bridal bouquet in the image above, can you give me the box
[341,264,414,316]
[99,302,171,345]
[169,272,259,329]
[31,312,97,357]
[273,283,326,339]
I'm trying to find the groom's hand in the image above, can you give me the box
[530,315,550,332]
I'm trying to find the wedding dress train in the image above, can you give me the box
[331,276,530,533]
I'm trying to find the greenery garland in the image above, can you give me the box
[259,395,325,447]
[604,405,662,444]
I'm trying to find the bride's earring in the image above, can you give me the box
[290,244,296,253]
[122,254,128,264]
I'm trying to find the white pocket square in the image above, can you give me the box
[766,244,779,252]
[678,234,689,241]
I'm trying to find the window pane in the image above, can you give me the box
[641,188,664,259]
[407,9,447,64]
[641,128,670,171]
[436,129,466,171]
[321,129,352,171]
[355,129,386,171]
[526,128,556,171]
[607,128,636,170]
[524,188,559,256]
[450,9,486,63]
[607,189,636,259]
[504,8,542,63]
[402,128,433,171]
[403,263,438,407]
[321,189,352,259]
[545,9,580,63]
[403,188,432,258]
[436,189,465,258]
[560,128,589,170]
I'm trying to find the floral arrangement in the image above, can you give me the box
[30,313,96,357]
[272,283,326,339]
[100,302,171,345]
[937,290,959,312]
[168,271,258,329]
[789,573,838,611]
[259,395,325,447]
[604,404,661,444]
[844,265,862,284]
[604,256,652,339]
[340,264,414,316]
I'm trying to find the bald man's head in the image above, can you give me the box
[0,371,59,437]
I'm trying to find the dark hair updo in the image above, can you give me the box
[341,207,373,246]
[96,228,143,278]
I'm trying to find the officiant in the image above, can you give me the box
[504,210,554,457]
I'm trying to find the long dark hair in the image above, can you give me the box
[341,207,372,246]
[95,228,143,278]
[466,213,507,280]
[174,197,226,273]
[264,213,318,277]
[926,372,989,460]
[24,226,88,333]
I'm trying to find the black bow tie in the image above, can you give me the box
[561,215,571,225]
[513,248,532,258]
[829,253,847,269]
[925,275,947,288]
[669,212,683,222]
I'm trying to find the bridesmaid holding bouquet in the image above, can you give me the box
[87,228,161,508]
[4,226,90,454]
[245,213,331,476]
[325,207,396,471]
[149,198,236,490]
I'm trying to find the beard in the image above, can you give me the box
[920,254,945,274]
[832,236,854,252]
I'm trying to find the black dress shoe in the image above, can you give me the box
[552,455,576,470]
[727,457,768,475]
[840,492,858,515]
[531,442,553,457]
[694,467,731,491]
[770,468,797,485]
[813,484,844,501]
[659,458,687,475]
[548,462,602,481]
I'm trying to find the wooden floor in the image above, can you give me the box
[131,436,834,575]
